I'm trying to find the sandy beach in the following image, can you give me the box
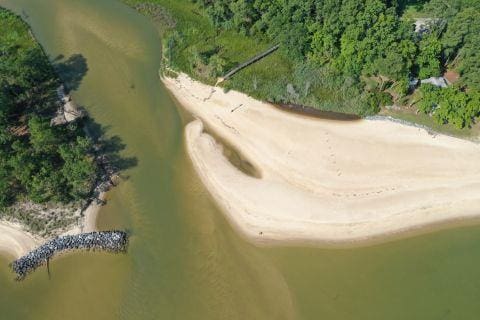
[0,222,41,259]
[164,73,480,244]
[0,196,104,259]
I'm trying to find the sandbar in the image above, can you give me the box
[164,73,480,245]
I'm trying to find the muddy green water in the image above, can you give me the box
[1,1,480,319]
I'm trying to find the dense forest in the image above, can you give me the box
[0,9,98,209]
[194,0,480,127]
[128,0,480,131]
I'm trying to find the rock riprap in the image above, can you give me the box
[11,231,128,280]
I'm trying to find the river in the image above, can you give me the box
[1,0,480,319]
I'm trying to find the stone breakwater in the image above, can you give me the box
[11,231,128,280]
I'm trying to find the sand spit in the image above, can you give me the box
[164,73,480,245]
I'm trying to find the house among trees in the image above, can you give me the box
[414,18,439,35]
[421,77,449,88]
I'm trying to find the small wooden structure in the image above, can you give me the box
[217,44,280,85]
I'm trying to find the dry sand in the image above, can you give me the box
[0,222,40,259]
[63,193,106,236]
[0,195,104,259]
[164,73,480,245]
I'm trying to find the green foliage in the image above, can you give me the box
[126,0,480,124]
[418,84,480,128]
[359,90,394,116]
[0,8,98,209]
[424,1,480,90]
[424,0,480,20]
[208,54,227,77]
[433,87,467,128]
[162,30,183,67]
[0,162,13,207]
[417,33,442,78]
[417,83,441,114]
[444,7,480,90]
[28,116,58,152]
[59,137,97,199]
[393,77,410,97]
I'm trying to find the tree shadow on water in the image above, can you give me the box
[52,54,88,93]
[87,119,138,181]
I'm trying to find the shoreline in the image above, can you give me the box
[0,9,109,261]
[0,194,104,260]
[0,221,41,260]
[164,72,480,246]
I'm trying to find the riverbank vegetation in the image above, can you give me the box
[125,0,480,134]
[0,9,106,234]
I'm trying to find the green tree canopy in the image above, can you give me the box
[0,8,99,208]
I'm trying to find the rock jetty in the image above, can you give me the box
[11,231,128,280]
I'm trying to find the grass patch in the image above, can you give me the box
[0,10,36,51]
[124,0,295,99]
[383,109,477,138]
[124,0,479,137]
